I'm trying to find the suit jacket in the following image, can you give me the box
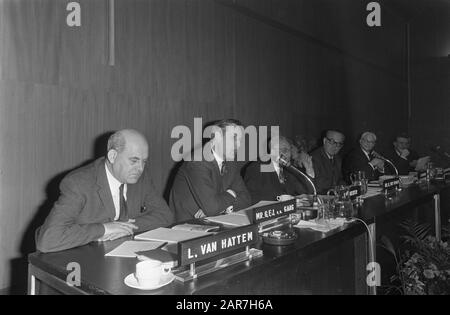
[342,147,383,182]
[169,147,252,222]
[36,158,174,253]
[387,149,419,175]
[311,147,344,194]
[244,161,309,204]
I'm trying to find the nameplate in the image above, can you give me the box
[382,177,400,191]
[252,199,296,224]
[444,168,450,179]
[418,170,427,181]
[178,224,258,266]
[348,186,361,200]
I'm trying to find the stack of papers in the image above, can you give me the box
[204,212,251,226]
[171,223,220,232]
[362,187,383,199]
[294,218,351,233]
[134,227,211,243]
[105,240,166,258]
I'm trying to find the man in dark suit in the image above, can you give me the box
[343,131,385,182]
[310,130,346,194]
[36,129,173,253]
[169,119,251,222]
[244,136,309,203]
[388,133,426,175]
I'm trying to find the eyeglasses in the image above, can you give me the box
[326,137,344,147]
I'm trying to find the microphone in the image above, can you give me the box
[277,155,318,196]
[372,151,399,176]
[431,145,450,159]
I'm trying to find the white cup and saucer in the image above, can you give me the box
[276,194,294,202]
[124,259,175,290]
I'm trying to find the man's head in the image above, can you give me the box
[210,119,243,160]
[393,133,411,152]
[269,136,292,161]
[323,130,345,157]
[359,131,377,153]
[106,129,149,184]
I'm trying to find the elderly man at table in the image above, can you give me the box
[169,119,251,222]
[343,131,385,182]
[310,130,346,194]
[36,129,174,253]
[244,136,310,203]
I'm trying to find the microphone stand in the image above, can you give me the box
[277,156,321,204]
[372,152,399,177]
[373,152,401,192]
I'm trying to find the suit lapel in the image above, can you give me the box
[361,148,371,161]
[95,159,116,220]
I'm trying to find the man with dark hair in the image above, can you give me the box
[343,131,385,182]
[36,129,173,253]
[169,119,251,222]
[244,136,309,203]
[388,133,427,175]
[310,130,346,194]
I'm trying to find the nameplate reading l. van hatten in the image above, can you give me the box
[178,224,259,266]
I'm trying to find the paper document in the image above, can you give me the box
[134,227,211,243]
[171,223,220,233]
[236,200,279,213]
[205,212,252,226]
[294,218,352,233]
[105,240,166,257]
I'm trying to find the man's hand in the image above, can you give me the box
[400,149,410,159]
[100,220,138,242]
[370,158,384,169]
[299,152,315,178]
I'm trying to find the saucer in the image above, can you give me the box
[124,272,175,290]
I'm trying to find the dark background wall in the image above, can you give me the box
[409,1,450,164]
[0,0,413,292]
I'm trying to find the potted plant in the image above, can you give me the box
[380,220,450,295]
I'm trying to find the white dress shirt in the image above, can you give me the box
[212,148,224,173]
[272,161,282,178]
[105,163,127,221]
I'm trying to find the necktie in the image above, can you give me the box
[278,167,286,184]
[118,184,128,222]
[220,162,226,175]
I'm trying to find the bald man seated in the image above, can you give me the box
[36,129,174,253]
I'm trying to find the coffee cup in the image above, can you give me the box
[276,194,294,202]
[135,260,171,287]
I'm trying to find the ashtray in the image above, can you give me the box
[261,229,297,246]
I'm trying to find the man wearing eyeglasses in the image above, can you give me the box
[343,131,385,182]
[310,130,346,194]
